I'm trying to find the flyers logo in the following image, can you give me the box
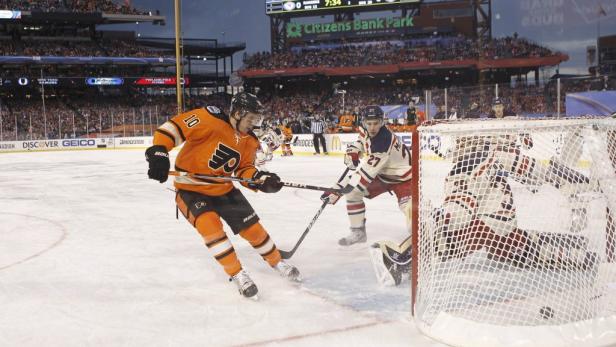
[209,143,241,173]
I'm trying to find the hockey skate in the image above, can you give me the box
[338,226,367,246]
[230,270,259,299]
[274,260,302,282]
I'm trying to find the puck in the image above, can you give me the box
[539,306,554,320]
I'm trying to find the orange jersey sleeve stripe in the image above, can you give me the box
[154,129,176,150]
[158,121,183,147]
[168,119,186,142]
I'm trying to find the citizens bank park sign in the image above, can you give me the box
[286,16,414,39]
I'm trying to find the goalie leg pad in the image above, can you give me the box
[476,178,517,237]
[369,240,411,286]
[369,245,397,286]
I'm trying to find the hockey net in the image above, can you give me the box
[411,117,616,347]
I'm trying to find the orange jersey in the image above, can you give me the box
[279,125,293,142]
[338,114,356,132]
[153,107,259,196]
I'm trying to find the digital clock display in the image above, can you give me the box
[265,0,421,15]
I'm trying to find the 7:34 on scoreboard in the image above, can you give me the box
[324,0,343,6]
[265,0,421,15]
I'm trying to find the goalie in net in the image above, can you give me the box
[432,123,600,270]
[414,116,616,347]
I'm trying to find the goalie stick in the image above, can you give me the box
[168,171,341,193]
[279,168,351,259]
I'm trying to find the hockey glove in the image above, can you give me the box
[145,145,170,183]
[344,151,360,170]
[320,191,342,205]
[340,184,356,195]
[253,171,283,193]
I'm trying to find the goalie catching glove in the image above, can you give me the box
[251,171,283,193]
[145,145,170,183]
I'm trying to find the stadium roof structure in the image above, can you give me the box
[0,10,165,26]
[136,37,245,60]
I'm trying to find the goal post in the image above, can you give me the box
[410,117,616,347]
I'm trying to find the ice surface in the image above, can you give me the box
[0,150,443,347]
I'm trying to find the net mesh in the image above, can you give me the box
[414,117,616,346]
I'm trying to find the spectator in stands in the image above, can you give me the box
[406,101,417,125]
[488,98,517,119]
[465,102,482,119]
[433,105,448,120]
[2,0,151,15]
[310,115,328,155]
[242,36,559,71]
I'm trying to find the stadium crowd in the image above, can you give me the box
[1,75,613,141]
[258,75,615,128]
[0,39,170,58]
[1,0,152,15]
[243,36,557,70]
[0,96,177,140]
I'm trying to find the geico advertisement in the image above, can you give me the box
[0,139,97,152]
[61,139,97,148]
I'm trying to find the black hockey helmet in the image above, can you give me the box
[230,92,264,116]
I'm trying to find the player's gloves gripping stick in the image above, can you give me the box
[320,190,342,205]
[344,151,360,170]
[145,145,170,183]
[252,171,283,193]
[339,172,363,194]
[344,145,361,170]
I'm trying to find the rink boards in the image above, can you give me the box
[0,132,593,169]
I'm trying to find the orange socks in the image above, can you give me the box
[195,212,242,276]
[239,223,281,266]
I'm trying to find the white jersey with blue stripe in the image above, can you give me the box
[347,126,413,189]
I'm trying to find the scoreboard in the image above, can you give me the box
[265,0,421,15]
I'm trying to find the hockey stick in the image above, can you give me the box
[279,167,351,259]
[279,200,328,260]
[168,171,341,193]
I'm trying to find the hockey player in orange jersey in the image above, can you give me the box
[279,120,293,156]
[145,92,300,299]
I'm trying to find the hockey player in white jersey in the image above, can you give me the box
[254,124,283,168]
[321,105,412,246]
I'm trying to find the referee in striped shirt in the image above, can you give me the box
[310,115,328,155]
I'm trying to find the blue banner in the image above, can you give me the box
[380,104,438,119]
[565,91,616,116]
